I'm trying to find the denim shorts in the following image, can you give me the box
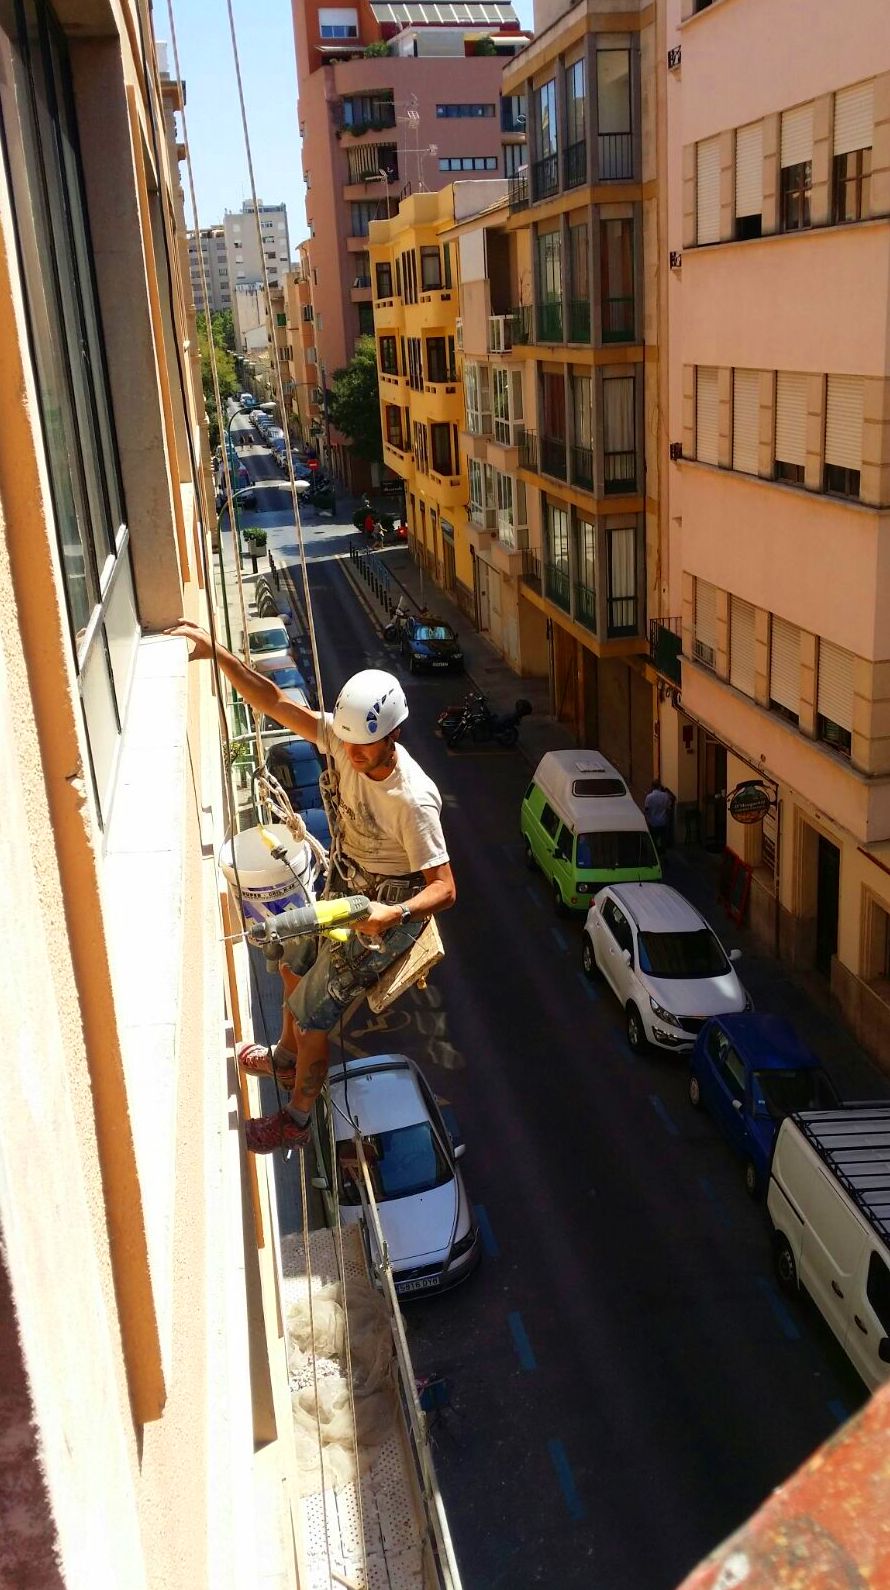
[285,915,425,1032]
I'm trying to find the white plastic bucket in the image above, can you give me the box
[219,823,316,926]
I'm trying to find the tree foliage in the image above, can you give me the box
[197,311,238,448]
[328,336,382,461]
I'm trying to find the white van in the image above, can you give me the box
[768,1105,890,1391]
[520,750,661,911]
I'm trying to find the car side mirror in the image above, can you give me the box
[622,948,632,966]
[732,1098,743,1112]
[311,1175,329,1191]
[879,1337,890,1364]
[729,948,742,962]
[453,1142,466,1160]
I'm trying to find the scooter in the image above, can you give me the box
[436,688,484,740]
[445,695,532,750]
[383,598,410,645]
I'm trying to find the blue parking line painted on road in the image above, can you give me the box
[649,1094,680,1137]
[525,884,543,910]
[828,1398,850,1426]
[756,1276,801,1342]
[547,1439,586,1522]
[508,1311,537,1372]
[551,925,569,953]
[576,971,599,1003]
[474,1204,500,1259]
[697,1176,734,1229]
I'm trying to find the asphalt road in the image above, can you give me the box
[274,529,869,1590]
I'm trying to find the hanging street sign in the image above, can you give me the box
[728,780,773,824]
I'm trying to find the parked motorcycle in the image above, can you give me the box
[383,598,410,645]
[444,693,532,750]
[435,688,484,740]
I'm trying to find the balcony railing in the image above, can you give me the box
[564,139,587,189]
[509,305,532,344]
[521,548,542,591]
[531,153,558,202]
[604,450,637,493]
[541,434,567,481]
[544,561,571,611]
[427,365,457,385]
[608,595,638,636]
[519,430,538,473]
[571,443,594,492]
[567,300,591,343]
[602,296,635,343]
[575,581,597,632]
[649,617,682,684]
[508,171,529,211]
[536,301,563,342]
[599,132,634,181]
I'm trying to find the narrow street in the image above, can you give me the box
[232,467,887,1590]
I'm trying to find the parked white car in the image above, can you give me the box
[582,883,749,1053]
[243,617,293,677]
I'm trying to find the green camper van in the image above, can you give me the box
[521,750,662,911]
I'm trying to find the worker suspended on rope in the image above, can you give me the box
[169,622,456,1153]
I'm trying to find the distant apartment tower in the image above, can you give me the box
[224,200,291,347]
[291,0,532,401]
[187,225,230,314]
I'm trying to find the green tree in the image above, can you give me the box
[211,308,235,352]
[328,335,382,461]
[197,311,238,448]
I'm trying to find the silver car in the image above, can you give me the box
[311,1055,481,1298]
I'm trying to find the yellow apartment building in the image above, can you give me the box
[284,244,325,451]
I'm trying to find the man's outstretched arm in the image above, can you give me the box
[166,620,322,743]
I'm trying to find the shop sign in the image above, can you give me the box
[728,780,772,825]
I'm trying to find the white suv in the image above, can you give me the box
[582,883,749,1053]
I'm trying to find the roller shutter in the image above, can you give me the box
[696,367,719,465]
[735,122,763,217]
[817,640,855,731]
[834,81,874,155]
[781,103,813,167]
[824,375,863,470]
[732,369,759,475]
[775,372,808,467]
[694,580,717,668]
[730,598,756,697]
[770,617,800,717]
[696,137,720,245]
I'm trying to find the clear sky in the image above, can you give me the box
[165,0,534,248]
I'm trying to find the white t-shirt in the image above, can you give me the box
[317,716,449,877]
[644,787,672,826]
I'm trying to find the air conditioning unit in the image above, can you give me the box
[455,318,464,351]
[488,314,513,355]
[692,639,715,670]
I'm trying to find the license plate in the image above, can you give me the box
[397,1275,440,1294]
[431,660,448,668]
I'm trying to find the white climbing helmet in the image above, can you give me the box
[332,668,409,744]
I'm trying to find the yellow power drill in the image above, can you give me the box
[249,894,372,970]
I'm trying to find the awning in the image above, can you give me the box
[370,2,518,25]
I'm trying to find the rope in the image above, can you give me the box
[297,1149,335,1587]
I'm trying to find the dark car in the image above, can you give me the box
[264,737,324,811]
[689,1013,841,1196]
[401,617,464,675]
[267,663,313,699]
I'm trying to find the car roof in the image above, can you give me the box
[708,1013,821,1069]
[262,686,309,714]
[326,1055,427,1141]
[608,882,709,933]
[532,750,646,834]
[267,736,320,764]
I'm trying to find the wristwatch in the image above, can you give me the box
[399,902,412,926]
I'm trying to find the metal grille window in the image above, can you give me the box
[817,639,855,754]
[770,617,801,723]
[735,121,763,239]
[694,580,717,669]
[1,0,137,824]
[824,374,863,498]
[696,367,719,465]
[732,369,760,475]
[775,371,808,484]
[696,136,720,245]
[729,597,756,697]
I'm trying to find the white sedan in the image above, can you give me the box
[582,882,750,1053]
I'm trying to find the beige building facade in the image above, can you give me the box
[188,223,231,315]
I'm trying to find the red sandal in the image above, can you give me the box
[237,1042,296,1089]
[245,1110,311,1155]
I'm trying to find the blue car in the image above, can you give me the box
[264,737,324,811]
[689,1013,840,1196]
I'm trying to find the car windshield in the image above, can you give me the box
[577,830,659,871]
[268,667,307,690]
[637,928,729,979]
[336,1122,451,1204]
[752,1068,837,1119]
[416,624,455,642]
[249,628,289,653]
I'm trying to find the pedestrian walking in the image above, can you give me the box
[644,778,674,855]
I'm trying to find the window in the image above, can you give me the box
[406,337,423,390]
[567,222,590,342]
[732,369,760,475]
[735,121,763,239]
[438,155,498,171]
[696,367,719,465]
[349,201,379,237]
[597,49,632,179]
[357,303,373,335]
[375,261,393,299]
[1,0,137,823]
[833,81,873,222]
[729,597,756,697]
[464,363,490,434]
[504,141,528,178]
[420,246,442,290]
[436,102,495,118]
[867,1251,890,1334]
[378,335,398,375]
[696,136,720,245]
[341,93,395,130]
[502,93,526,133]
[775,371,807,484]
[824,375,863,498]
[601,898,633,955]
[443,243,452,290]
[817,639,855,755]
[540,801,560,838]
[770,617,801,724]
[572,375,593,488]
[545,501,570,608]
[600,218,634,342]
[319,8,359,39]
[603,375,636,492]
[468,456,489,521]
[565,58,586,186]
[413,420,429,474]
[426,337,455,383]
[430,422,454,476]
[535,229,562,341]
[780,104,813,231]
[535,78,557,157]
[694,580,717,669]
[384,405,403,449]
[576,517,596,626]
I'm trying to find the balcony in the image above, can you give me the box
[508,171,529,211]
[564,140,587,190]
[337,99,396,135]
[649,618,682,684]
[428,466,465,505]
[509,305,532,345]
[541,435,567,481]
[571,443,594,492]
[519,429,538,473]
[598,132,634,182]
[608,595,638,637]
[383,438,411,475]
[567,300,591,344]
[536,301,563,343]
[604,450,637,494]
[379,370,405,396]
[425,364,457,388]
[544,561,571,612]
[415,289,456,329]
[602,296,635,343]
[575,582,597,633]
[531,154,558,202]
[520,548,542,591]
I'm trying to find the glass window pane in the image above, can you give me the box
[80,632,120,815]
[597,50,631,134]
[104,557,139,709]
